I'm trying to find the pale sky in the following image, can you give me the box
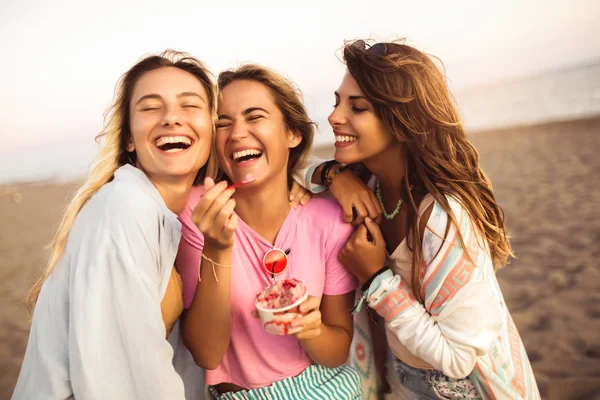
[1,0,599,183]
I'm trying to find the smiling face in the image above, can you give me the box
[328,71,398,165]
[127,66,212,184]
[215,79,301,188]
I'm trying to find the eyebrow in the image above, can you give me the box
[179,92,205,102]
[218,107,270,120]
[243,107,269,115]
[334,91,368,101]
[135,92,205,106]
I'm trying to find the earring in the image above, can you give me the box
[127,152,136,165]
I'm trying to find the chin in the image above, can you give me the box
[334,150,361,165]
[165,161,204,177]
[159,167,199,182]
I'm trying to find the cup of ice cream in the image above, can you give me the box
[254,278,309,335]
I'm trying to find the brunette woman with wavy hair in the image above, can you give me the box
[300,40,540,399]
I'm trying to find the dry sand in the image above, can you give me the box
[1,117,599,399]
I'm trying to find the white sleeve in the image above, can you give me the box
[292,157,328,194]
[369,277,502,379]
[68,204,185,400]
[367,200,502,379]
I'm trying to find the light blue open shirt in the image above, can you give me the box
[12,165,204,400]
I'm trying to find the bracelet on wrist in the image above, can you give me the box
[325,163,345,188]
[361,266,390,292]
[352,266,391,315]
[199,253,231,283]
[320,160,338,186]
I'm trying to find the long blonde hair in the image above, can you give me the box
[343,40,512,302]
[26,50,218,312]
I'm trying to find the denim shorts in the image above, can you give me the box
[393,358,481,399]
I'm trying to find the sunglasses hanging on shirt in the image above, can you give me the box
[262,248,291,280]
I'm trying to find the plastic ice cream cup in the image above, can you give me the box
[254,279,309,336]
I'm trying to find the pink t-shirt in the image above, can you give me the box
[176,186,357,389]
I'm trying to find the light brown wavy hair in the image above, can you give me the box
[26,50,218,312]
[343,39,512,302]
[217,64,315,187]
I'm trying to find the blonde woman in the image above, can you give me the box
[12,51,226,399]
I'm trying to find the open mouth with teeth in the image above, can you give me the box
[155,136,193,153]
[231,149,263,163]
[334,135,357,143]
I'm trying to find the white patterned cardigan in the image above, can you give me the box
[366,196,541,400]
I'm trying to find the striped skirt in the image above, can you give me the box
[209,364,363,400]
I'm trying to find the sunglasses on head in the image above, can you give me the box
[351,40,388,56]
[263,247,291,279]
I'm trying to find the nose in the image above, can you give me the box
[161,104,182,127]
[228,120,249,142]
[328,105,346,128]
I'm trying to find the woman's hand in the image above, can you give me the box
[191,177,238,250]
[329,170,382,226]
[338,217,386,284]
[290,296,323,340]
[289,181,312,208]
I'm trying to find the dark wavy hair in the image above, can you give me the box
[344,40,512,301]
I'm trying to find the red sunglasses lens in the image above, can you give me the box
[264,249,288,275]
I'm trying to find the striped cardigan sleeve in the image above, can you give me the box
[367,198,503,379]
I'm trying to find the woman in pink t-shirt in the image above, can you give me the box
[176,64,362,399]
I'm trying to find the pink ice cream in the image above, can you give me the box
[255,279,307,310]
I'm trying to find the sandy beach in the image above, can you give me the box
[1,117,599,399]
